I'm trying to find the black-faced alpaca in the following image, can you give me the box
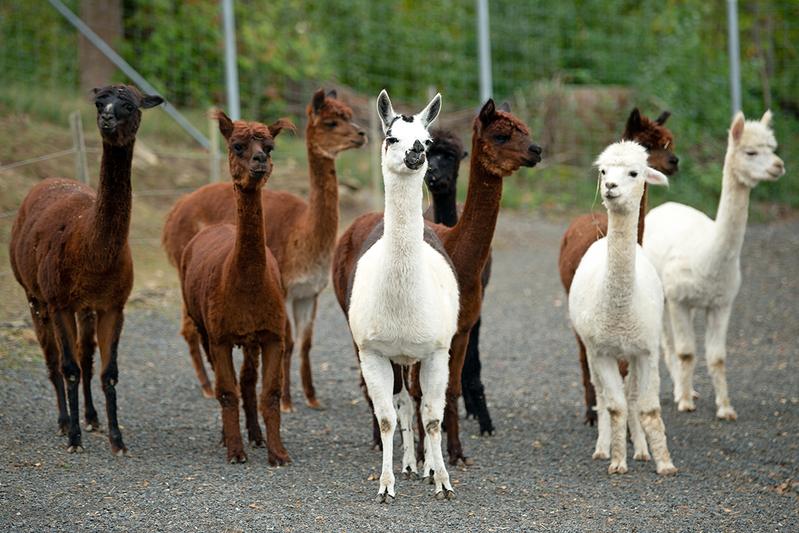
[423,128,494,435]
[9,85,163,454]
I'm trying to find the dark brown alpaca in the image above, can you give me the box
[162,90,365,408]
[557,108,679,425]
[423,128,494,436]
[9,84,163,454]
[178,111,293,464]
[333,100,541,464]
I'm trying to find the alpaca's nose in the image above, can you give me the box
[669,155,679,165]
[253,151,267,164]
[605,181,618,190]
[529,144,542,155]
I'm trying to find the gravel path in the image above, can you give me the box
[1,213,797,532]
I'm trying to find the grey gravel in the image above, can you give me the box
[1,212,797,532]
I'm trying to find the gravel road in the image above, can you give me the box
[1,213,797,532]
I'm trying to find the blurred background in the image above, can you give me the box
[0,0,797,322]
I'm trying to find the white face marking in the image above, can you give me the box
[104,103,113,113]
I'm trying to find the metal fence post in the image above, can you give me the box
[726,0,742,114]
[476,0,493,103]
[209,108,221,183]
[69,111,89,184]
[222,0,241,120]
[369,97,383,210]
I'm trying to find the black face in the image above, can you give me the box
[91,85,163,145]
[425,144,463,195]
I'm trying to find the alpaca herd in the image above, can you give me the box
[8,83,786,502]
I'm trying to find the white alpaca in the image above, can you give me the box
[348,90,459,502]
[643,111,785,419]
[569,141,676,475]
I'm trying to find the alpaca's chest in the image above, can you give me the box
[285,254,331,300]
[662,256,741,308]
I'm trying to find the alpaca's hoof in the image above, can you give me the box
[451,456,474,467]
[716,406,737,421]
[305,398,325,410]
[677,399,696,412]
[592,449,610,460]
[227,450,248,464]
[423,469,435,485]
[691,389,700,399]
[112,446,128,457]
[375,492,395,504]
[280,401,295,414]
[84,418,100,432]
[403,467,419,480]
[67,445,84,454]
[268,449,291,466]
[634,450,651,462]
[656,462,677,476]
[249,437,265,448]
[435,489,455,501]
[201,385,215,400]
[608,461,628,474]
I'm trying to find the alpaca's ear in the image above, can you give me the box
[91,87,101,96]
[326,89,337,99]
[655,111,671,125]
[479,99,497,127]
[624,108,643,137]
[213,109,234,140]
[418,93,442,129]
[760,109,773,127]
[498,101,511,113]
[140,94,164,109]
[461,150,469,160]
[311,89,326,114]
[645,166,669,187]
[730,111,746,143]
[376,89,396,133]
[268,118,296,138]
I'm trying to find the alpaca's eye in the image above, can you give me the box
[494,134,510,144]
[629,171,638,177]
[600,169,606,175]
[425,139,432,146]
[233,143,244,152]
[746,151,757,156]
[386,137,399,145]
[324,121,337,129]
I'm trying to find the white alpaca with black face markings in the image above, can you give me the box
[347,89,458,503]
[569,141,676,476]
[643,111,785,420]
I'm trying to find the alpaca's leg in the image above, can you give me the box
[395,376,418,478]
[360,350,397,502]
[261,339,290,466]
[294,297,322,409]
[668,301,697,412]
[53,309,82,452]
[209,341,245,463]
[576,331,598,426]
[635,352,676,475]
[76,309,99,431]
[443,331,470,465]
[420,349,455,499]
[588,355,610,460]
[240,344,264,447]
[181,308,213,399]
[624,366,650,462]
[280,298,297,413]
[661,300,681,402]
[28,299,68,435]
[462,317,494,435]
[592,356,627,474]
[706,305,737,420]
[95,308,127,455]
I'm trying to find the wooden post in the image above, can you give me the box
[209,108,221,183]
[69,110,89,183]
[369,96,383,210]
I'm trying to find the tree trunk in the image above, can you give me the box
[78,0,122,93]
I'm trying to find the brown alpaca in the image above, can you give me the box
[333,100,541,464]
[162,90,365,408]
[557,108,679,425]
[9,85,163,454]
[179,111,293,464]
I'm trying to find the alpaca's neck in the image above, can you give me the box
[230,186,268,279]
[604,208,639,312]
[432,188,459,227]
[383,171,425,264]
[302,136,339,251]
[707,149,750,269]
[447,136,502,283]
[88,141,134,265]
[637,184,648,245]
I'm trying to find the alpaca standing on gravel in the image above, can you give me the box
[569,141,676,475]
[644,111,785,419]
[9,85,163,454]
[344,90,458,502]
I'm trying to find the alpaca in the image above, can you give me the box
[342,90,457,502]
[643,111,785,419]
[162,89,366,405]
[9,85,163,454]
[423,128,494,436]
[179,110,293,464]
[569,141,676,475]
[558,108,679,425]
[333,100,540,465]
